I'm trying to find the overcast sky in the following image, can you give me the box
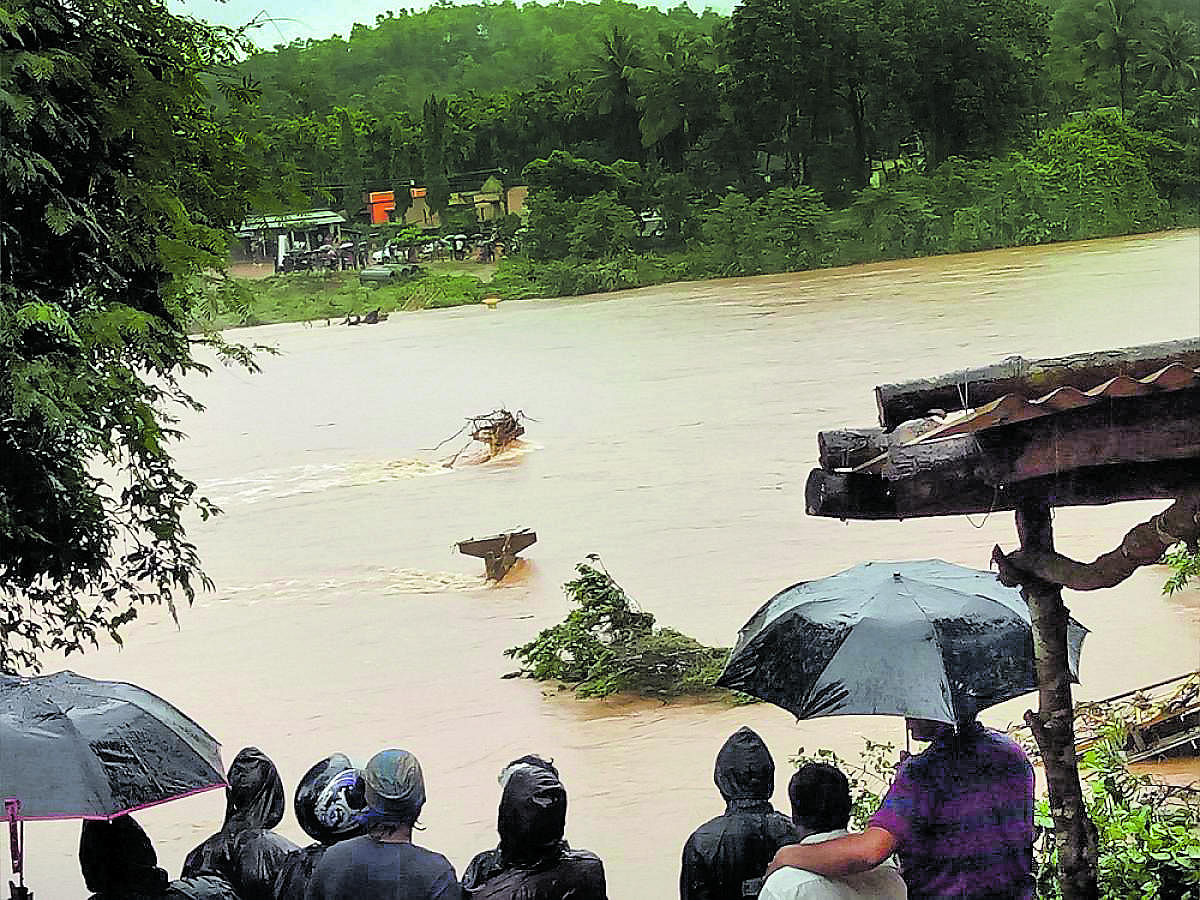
[174,0,736,48]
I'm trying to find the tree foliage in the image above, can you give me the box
[0,0,273,672]
[505,561,733,699]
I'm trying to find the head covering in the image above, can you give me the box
[224,746,286,832]
[80,815,169,895]
[294,753,368,844]
[497,763,568,867]
[498,754,559,790]
[363,749,426,825]
[714,726,775,803]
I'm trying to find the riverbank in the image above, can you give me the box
[208,227,1199,331]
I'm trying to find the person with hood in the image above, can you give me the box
[182,746,298,900]
[304,748,461,899]
[680,726,799,900]
[80,815,239,900]
[461,755,606,899]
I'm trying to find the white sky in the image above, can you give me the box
[174,0,735,48]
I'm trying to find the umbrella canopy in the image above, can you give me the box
[717,559,1087,724]
[0,671,225,820]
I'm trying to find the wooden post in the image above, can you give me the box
[1015,501,1099,900]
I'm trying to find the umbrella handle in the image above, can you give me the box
[3,799,21,885]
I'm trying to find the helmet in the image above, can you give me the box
[294,753,368,844]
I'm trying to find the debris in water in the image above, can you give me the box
[428,409,531,466]
[457,528,537,581]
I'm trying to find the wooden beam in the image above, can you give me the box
[992,488,1200,591]
[817,428,886,470]
[975,390,1200,483]
[875,339,1200,430]
[805,459,1200,519]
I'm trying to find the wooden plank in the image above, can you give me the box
[875,339,1200,430]
[817,428,887,470]
[806,459,1200,519]
[975,390,1200,483]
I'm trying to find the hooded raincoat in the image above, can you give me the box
[680,727,798,900]
[462,764,606,899]
[182,747,298,900]
[79,816,239,900]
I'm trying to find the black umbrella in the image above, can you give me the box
[717,559,1087,724]
[1,671,225,897]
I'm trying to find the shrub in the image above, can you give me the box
[505,561,736,700]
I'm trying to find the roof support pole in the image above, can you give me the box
[1015,501,1099,900]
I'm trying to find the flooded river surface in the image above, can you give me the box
[19,231,1200,897]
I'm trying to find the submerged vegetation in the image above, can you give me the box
[505,561,738,701]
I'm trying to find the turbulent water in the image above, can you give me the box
[15,230,1200,898]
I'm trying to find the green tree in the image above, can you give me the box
[1,0,274,672]
[1138,12,1200,94]
[568,192,639,258]
[423,94,451,217]
[585,27,644,162]
[895,0,1049,167]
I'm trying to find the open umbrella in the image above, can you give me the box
[716,559,1087,724]
[1,671,225,897]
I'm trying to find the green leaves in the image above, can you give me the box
[0,0,275,673]
[506,561,734,701]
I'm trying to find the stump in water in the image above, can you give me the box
[469,409,525,456]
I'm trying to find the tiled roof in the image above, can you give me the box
[908,363,1200,445]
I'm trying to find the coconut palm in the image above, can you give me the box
[1138,13,1200,94]
[585,27,643,161]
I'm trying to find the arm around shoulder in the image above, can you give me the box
[766,827,898,879]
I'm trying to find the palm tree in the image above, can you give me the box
[1138,13,1200,95]
[633,33,718,169]
[1087,0,1144,115]
[585,27,643,161]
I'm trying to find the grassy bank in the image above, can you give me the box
[199,269,489,330]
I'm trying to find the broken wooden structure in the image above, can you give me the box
[469,410,525,456]
[805,337,1200,900]
[457,528,537,580]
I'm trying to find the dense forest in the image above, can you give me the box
[223,0,1198,284]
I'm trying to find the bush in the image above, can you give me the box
[1034,724,1200,899]
[505,561,736,700]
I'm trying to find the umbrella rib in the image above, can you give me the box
[901,580,957,720]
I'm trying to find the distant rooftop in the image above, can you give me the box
[236,210,346,237]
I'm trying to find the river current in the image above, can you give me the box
[16,230,1200,897]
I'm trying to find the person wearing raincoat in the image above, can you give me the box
[680,726,799,900]
[182,746,298,900]
[79,815,240,900]
[273,754,370,900]
[461,756,606,899]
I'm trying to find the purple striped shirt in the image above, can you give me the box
[869,723,1034,899]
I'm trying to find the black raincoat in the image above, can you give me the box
[461,765,606,899]
[79,816,240,900]
[182,747,298,900]
[679,727,798,900]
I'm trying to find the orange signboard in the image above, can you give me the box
[368,190,395,225]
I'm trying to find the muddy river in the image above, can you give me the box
[15,230,1200,897]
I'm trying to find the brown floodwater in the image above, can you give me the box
[14,230,1200,897]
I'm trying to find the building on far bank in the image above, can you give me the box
[235,209,348,263]
[367,185,528,228]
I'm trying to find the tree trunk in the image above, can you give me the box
[1015,502,1099,900]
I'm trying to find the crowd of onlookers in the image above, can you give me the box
[81,714,1035,899]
